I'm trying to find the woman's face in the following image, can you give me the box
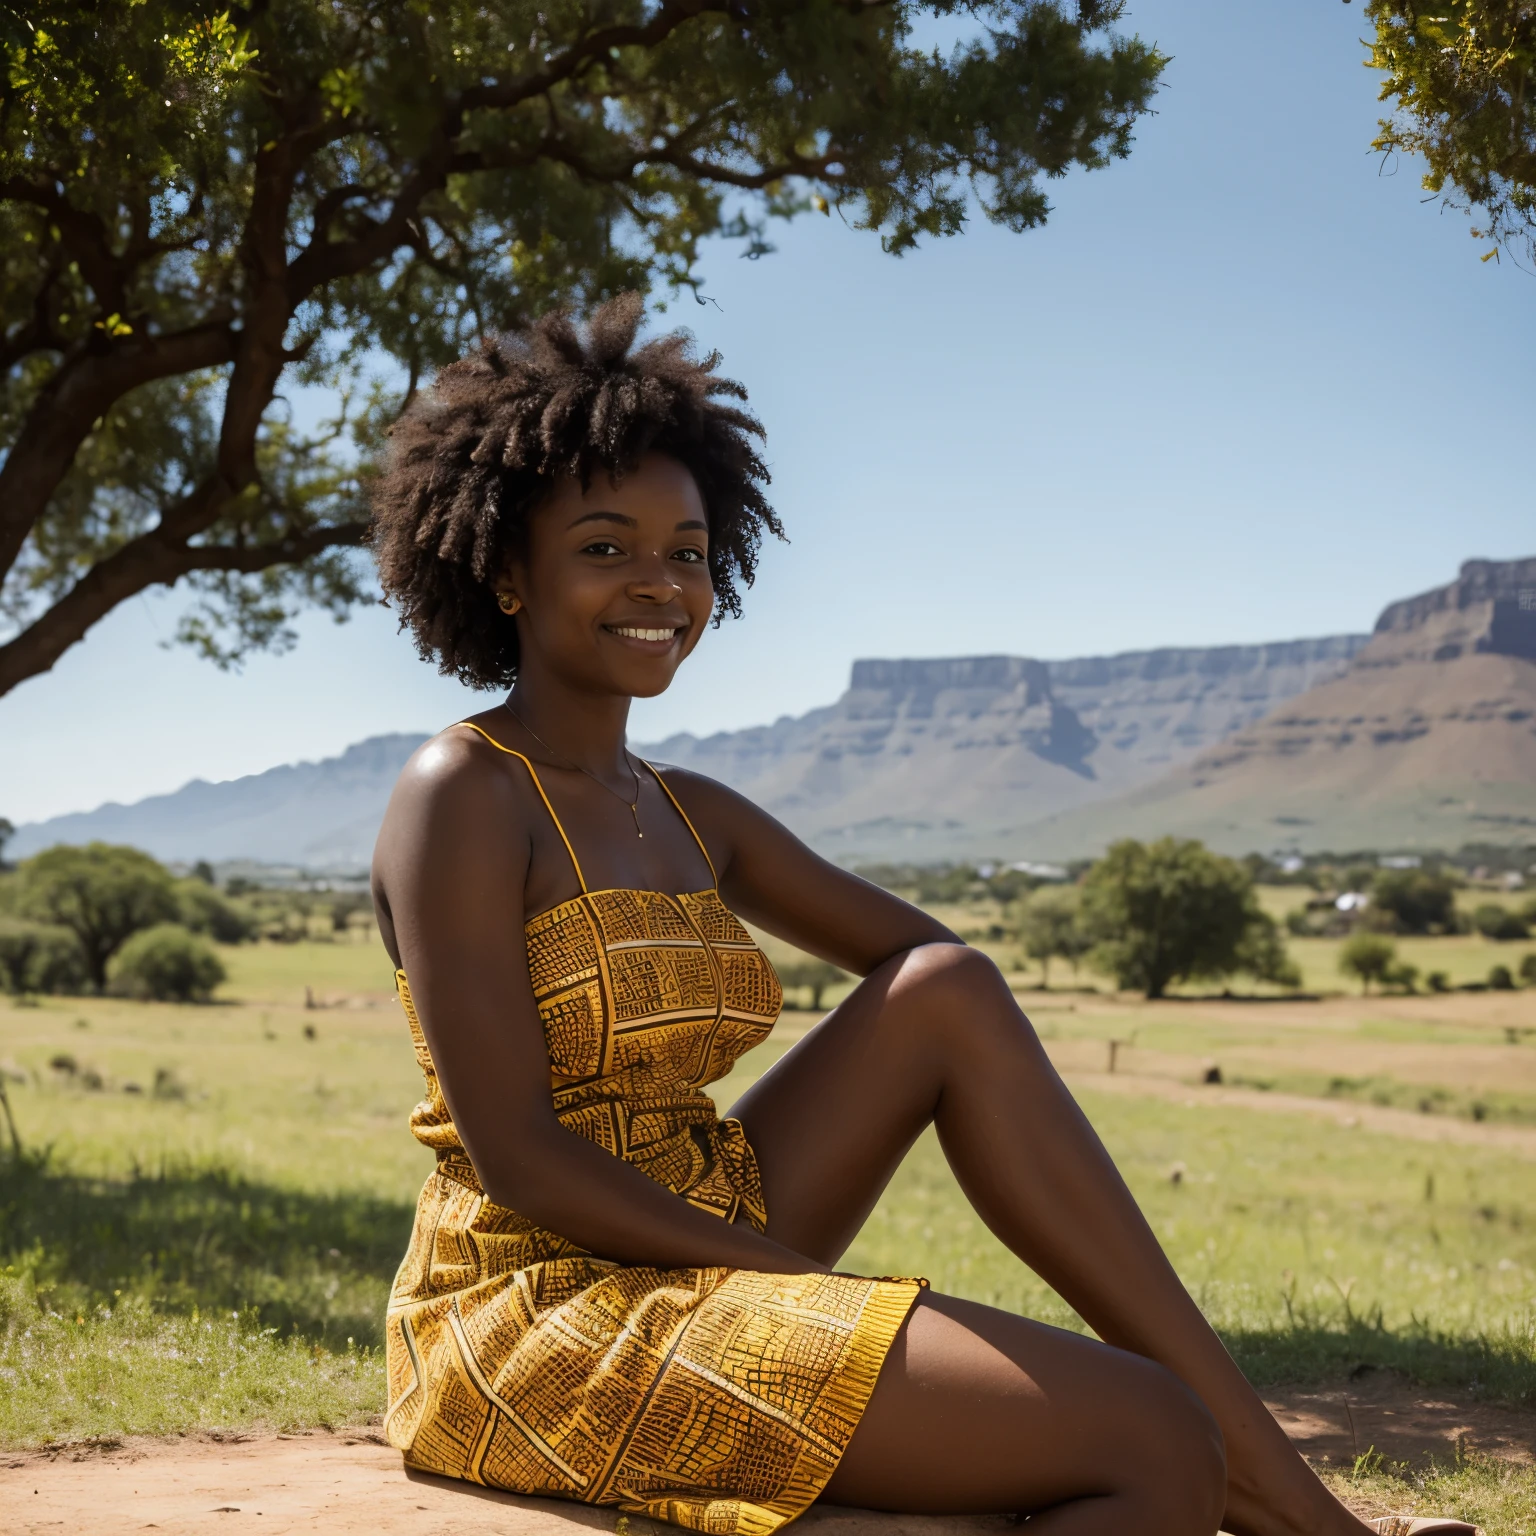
[505,452,714,699]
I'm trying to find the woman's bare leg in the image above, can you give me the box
[825,1292,1227,1534]
[730,943,1373,1536]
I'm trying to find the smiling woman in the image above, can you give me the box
[361,299,1467,1536]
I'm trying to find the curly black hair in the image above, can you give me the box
[371,293,781,689]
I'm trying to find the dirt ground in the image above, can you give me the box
[3,1377,1529,1536]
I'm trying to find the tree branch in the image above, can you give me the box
[0,322,238,586]
[0,516,370,695]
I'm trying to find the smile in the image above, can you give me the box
[607,625,680,642]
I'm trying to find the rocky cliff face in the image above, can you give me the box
[1364,557,1536,665]
[645,636,1368,860]
[1027,557,1536,857]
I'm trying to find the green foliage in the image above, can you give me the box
[1521,953,1536,986]
[174,878,257,944]
[109,922,227,1003]
[1233,910,1303,990]
[15,844,179,990]
[1079,838,1293,999]
[1339,930,1398,993]
[0,918,88,995]
[1371,868,1460,934]
[0,1,1164,693]
[1016,886,1090,986]
[1363,0,1536,261]
[1489,962,1515,990]
[1472,902,1531,940]
[774,957,846,1011]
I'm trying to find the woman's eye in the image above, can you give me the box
[582,540,624,557]
[672,547,706,564]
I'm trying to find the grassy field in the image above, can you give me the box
[2,928,1534,1525]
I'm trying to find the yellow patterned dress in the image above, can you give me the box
[384,729,922,1535]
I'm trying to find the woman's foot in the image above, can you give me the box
[1369,1519,1479,1535]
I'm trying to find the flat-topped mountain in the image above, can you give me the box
[1029,558,1536,855]
[643,637,1367,862]
[9,635,1367,867]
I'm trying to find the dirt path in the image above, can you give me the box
[4,1380,1529,1535]
[1060,1068,1536,1158]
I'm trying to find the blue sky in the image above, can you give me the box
[5,0,1534,825]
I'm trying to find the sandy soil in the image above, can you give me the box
[3,1378,1529,1536]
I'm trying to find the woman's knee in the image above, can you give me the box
[1126,1362,1228,1532]
[885,943,1042,1056]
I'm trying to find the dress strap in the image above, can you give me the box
[455,721,588,894]
[644,763,719,888]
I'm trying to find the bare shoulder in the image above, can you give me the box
[377,723,537,869]
[644,762,769,826]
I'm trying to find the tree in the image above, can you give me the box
[1017,887,1089,988]
[1339,931,1397,994]
[1371,868,1459,934]
[1472,902,1531,940]
[0,817,13,869]
[1080,837,1292,1000]
[0,2,1163,695]
[776,958,847,1011]
[15,842,179,990]
[1359,1,1536,262]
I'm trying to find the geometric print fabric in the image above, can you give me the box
[384,751,921,1534]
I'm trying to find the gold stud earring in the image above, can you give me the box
[497,592,522,615]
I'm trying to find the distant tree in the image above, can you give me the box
[16,843,179,990]
[1371,869,1459,934]
[1080,838,1292,1000]
[109,922,226,1002]
[1472,903,1531,941]
[1488,962,1515,991]
[1017,889,1090,988]
[175,879,257,944]
[0,918,89,995]
[1359,0,1536,262]
[1519,953,1536,987]
[776,958,847,1012]
[191,860,218,886]
[0,2,1163,695]
[1233,911,1303,990]
[0,818,13,869]
[1339,931,1398,994]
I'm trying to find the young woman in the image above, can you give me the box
[368,297,1472,1536]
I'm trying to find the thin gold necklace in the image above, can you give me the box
[503,700,646,838]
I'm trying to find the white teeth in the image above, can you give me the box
[612,626,676,642]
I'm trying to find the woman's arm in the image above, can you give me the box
[374,734,827,1273]
[650,768,962,972]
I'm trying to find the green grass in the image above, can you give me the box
[2,939,1535,1448]
[1319,1448,1536,1534]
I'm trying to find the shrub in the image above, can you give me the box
[174,880,256,944]
[1488,964,1515,991]
[1339,932,1397,994]
[1426,969,1451,993]
[1370,869,1459,934]
[1520,954,1536,987]
[0,919,89,994]
[109,923,226,1003]
[1471,903,1531,941]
